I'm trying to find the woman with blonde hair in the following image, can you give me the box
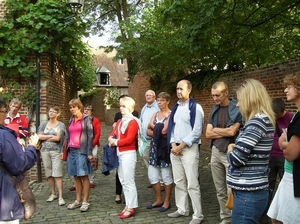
[227,79,275,224]
[268,73,300,224]
[108,96,145,219]
[66,98,94,212]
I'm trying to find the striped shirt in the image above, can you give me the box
[227,113,274,191]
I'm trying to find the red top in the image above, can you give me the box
[4,113,28,139]
[92,117,101,147]
[109,119,138,153]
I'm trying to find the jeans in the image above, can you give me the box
[232,188,269,224]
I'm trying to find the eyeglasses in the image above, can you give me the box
[0,110,7,114]
[84,108,92,111]
[48,111,57,114]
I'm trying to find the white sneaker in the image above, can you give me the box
[58,198,66,206]
[46,194,58,202]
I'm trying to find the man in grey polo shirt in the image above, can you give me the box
[140,90,159,187]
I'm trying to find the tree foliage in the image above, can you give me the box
[0,0,95,92]
[83,0,300,91]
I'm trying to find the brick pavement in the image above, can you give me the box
[21,124,220,224]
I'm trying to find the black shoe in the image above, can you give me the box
[115,199,122,204]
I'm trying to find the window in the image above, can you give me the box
[96,73,110,85]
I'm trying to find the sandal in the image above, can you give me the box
[80,202,90,212]
[67,200,81,210]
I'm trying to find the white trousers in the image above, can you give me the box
[170,143,204,221]
[118,151,138,208]
[0,220,19,224]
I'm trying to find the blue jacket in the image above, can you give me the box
[208,98,242,148]
[102,144,119,175]
[167,97,197,152]
[153,123,170,165]
[0,126,37,221]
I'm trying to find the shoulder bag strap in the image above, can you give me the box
[0,165,18,184]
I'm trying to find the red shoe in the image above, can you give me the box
[118,209,126,216]
[69,186,76,191]
[119,209,136,219]
[90,183,95,188]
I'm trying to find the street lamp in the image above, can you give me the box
[66,0,85,14]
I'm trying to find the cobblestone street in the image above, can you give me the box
[21,124,220,224]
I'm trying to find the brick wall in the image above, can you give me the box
[129,58,300,150]
[0,0,5,19]
[0,53,78,181]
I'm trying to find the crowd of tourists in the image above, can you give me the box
[0,73,300,224]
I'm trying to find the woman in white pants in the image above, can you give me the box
[108,96,139,219]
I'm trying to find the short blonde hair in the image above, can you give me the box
[120,97,135,113]
[49,106,61,114]
[212,81,228,93]
[69,98,83,110]
[157,92,171,102]
[237,79,275,127]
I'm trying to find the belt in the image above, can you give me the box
[42,148,58,152]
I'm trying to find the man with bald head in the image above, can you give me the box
[166,80,204,224]
[205,81,242,224]
[140,90,160,187]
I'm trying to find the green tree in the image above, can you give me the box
[83,0,300,90]
[83,0,153,77]
[0,0,95,92]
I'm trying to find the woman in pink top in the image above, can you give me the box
[66,98,94,212]
[108,96,139,219]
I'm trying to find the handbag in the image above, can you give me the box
[36,140,42,150]
[62,139,69,161]
[225,188,234,210]
[90,157,99,171]
[0,165,36,220]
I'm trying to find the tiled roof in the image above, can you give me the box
[92,49,128,87]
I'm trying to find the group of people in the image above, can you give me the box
[108,80,205,223]
[206,77,300,224]
[38,99,101,213]
[1,72,300,223]
[109,75,300,224]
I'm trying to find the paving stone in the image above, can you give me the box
[21,124,220,224]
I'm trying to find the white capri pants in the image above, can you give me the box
[148,165,173,185]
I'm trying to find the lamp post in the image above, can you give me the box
[35,0,84,182]
[66,0,85,14]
